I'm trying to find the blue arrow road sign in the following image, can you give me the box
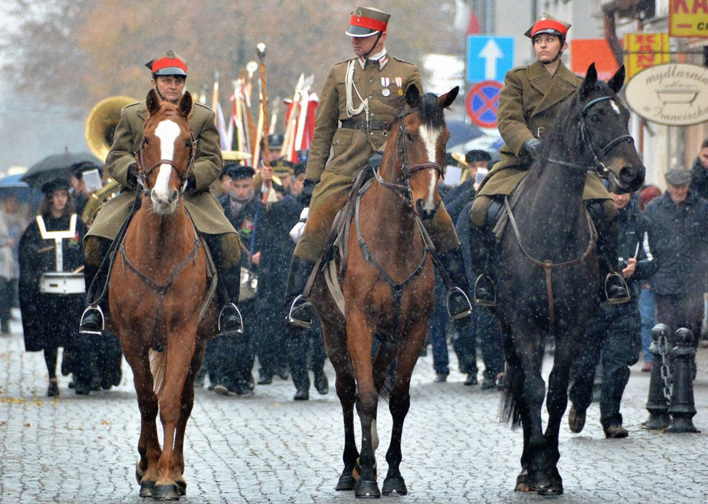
[466,35,514,83]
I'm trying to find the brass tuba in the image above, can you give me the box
[82,96,136,225]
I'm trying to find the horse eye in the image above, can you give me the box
[185,139,192,148]
[142,138,149,146]
[405,132,414,141]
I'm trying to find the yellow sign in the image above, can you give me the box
[670,0,708,37]
[624,33,670,80]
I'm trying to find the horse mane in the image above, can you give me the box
[417,92,445,129]
[527,78,617,181]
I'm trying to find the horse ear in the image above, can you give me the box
[405,84,420,108]
[146,89,160,115]
[580,63,598,97]
[178,91,193,118]
[439,86,459,109]
[607,65,625,94]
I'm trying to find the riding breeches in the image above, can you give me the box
[294,170,460,264]
[84,232,242,271]
[469,167,614,229]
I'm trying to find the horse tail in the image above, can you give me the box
[149,349,168,399]
[500,360,524,430]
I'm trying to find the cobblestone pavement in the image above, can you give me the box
[1,311,707,504]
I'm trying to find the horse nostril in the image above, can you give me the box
[170,190,179,203]
[619,166,636,184]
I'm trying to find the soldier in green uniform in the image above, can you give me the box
[79,50,244,336]
[285,6,472,330]
[468,13,630,307]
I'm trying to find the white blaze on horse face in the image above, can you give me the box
[419,125,442,212]
[152,120,181,211]
[610,100,621,115]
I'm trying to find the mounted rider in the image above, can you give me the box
[285,6,473,329]
[468,13,630,307]
[79,50,244,337]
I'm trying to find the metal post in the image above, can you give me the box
[666,328,700,433]
[644,324,671,430]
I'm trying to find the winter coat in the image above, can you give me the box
[615,198,657,299]
[643,190,708,297]
[689,157,708,201]
[86,99,236,240]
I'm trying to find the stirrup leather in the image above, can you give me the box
[473,274,497,308]
[447,286,473,320]
[219,303,244,335]
[604,272,631,305]
[79,305,105,335]
[287,294,314,329]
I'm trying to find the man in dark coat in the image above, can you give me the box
[644,168,708,378]
[688,137,708,200]
[568,188,657,438]
[208,164,261,396]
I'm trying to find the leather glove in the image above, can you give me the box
[184,174,197,192]
[299,178,318,206]
[126,163,139,189]
[523,138,542,159]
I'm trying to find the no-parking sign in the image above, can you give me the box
[465,81,503,128]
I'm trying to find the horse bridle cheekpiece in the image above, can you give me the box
[135,130,197,195]
[373,108,444,203]
[579,96,633,176]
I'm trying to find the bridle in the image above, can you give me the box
[549,95,633,176]
[134,128,197,196]
[373,108,444,204]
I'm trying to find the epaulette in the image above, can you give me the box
[124,101,141,110]
[390,56,415,66]
[507,65,528,74]
[193,101,213,113]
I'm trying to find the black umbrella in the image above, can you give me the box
[21,152,102,188]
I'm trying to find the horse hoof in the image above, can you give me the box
[514,470,533,492]
[135,461,146,484]
[152,483,181,501]
[354,479,381,499]
[175,477,187,496]
[382,475,407,495]
[335,473,356,491]
[139,479,155,498]
[537,483,564,496]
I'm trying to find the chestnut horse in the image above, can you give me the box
[109,89,218,500]
[310,86,458,498]
[489,64,645,495]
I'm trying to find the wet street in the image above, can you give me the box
[1,311,707,504]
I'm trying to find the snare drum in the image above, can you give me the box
[239,267,258,301]
[39,272,86,295]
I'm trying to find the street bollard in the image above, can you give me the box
[644,323,671,430]
[666,328,700,433]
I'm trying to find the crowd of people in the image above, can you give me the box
[0,8,705,446]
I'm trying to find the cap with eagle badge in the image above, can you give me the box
[524,13,570,40]
[145,50,188,77]
[346,7,390,37]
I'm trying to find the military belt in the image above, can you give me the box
[340,119,391,131]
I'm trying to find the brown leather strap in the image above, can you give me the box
[340,118,391,131]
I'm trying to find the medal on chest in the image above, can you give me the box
[395,77,403,96]
[381,77,391,96]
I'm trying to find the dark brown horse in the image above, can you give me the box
[489,64,644,495]
[109,89,218,500]
[310,85,458,498]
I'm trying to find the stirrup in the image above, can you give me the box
[79,305,105,335]
[287,294,314,329]
[447,286,472,320]
[473,275,497,308]
[218,303,244,336]
[605,273,631,305]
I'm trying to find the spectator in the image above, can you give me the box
[688,137,708,200]
[0,194,27,334]
[568,186,657,438]
[638,185,662,371]
[644,168,708,379]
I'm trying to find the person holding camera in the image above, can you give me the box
[567,185,657,438]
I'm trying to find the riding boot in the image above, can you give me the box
[79,263,107,335]
[468,221,496,307]
[587,201,630,305]
[436,246,473,320]
[217,265,244,336]
[285,256,316,329]
[287,325,310,400]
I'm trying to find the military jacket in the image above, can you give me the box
[494,60,583,172]
[87,99,236,240]
[305,54,423,182]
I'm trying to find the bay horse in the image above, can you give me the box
[109,89,218,500]
[488,64,644,495]
[310,85,458,498]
